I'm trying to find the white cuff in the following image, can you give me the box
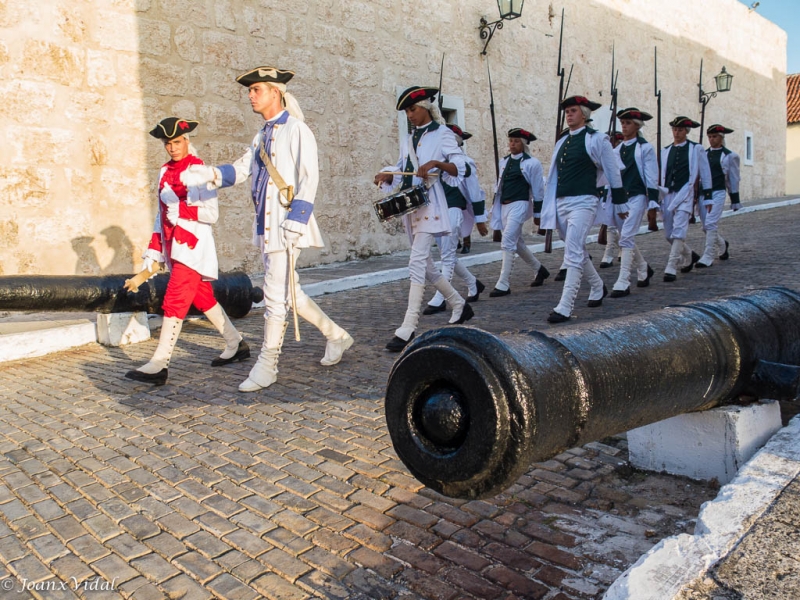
[142,248,165,263]
[613,202,630,215]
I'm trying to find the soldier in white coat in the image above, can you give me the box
[697,124,740,267]
[660,116,713,281]
[488,128,548,297]
[374,86,473,352]
[541,96,627,323]
[607,108,659,296]
[126,118,249,386]
[181,67,353,392]
[423,124,488,314]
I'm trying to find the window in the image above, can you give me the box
[743,131,754,166]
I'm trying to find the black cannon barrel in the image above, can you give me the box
[385,287,800,499]
[0,272,263,319]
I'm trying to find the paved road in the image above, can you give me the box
[0,204,798,600]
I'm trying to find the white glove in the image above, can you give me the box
[731,202,742,212]
[180,165,217,188]
[160,183,179,205]
[282,229,301,247]
[142,257,159,279]
[648,200,660,211]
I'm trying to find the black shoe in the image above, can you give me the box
[695,260,709,269]
[386,334,413,352]
[587,285,608,308]
[637,265,655,288]
[466,280,485,302]
[554,268,567,282]
[599,261,613,269]
[680,251,701,273]
[530,266,550,287]
[461,242,471,255]
[663,273,677,282]
[489,288,511,297]
[125,368,168,386]
[422,301,447,315]
[211,340,251,367]
[609,287,630,298]
[453,303,474,325]
[547,311,570,323]
[720,241,730,260]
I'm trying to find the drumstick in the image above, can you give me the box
[380,171,442,176]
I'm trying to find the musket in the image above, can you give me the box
[554,8,566,141]
[607,43,619,137]
[648,46,662,231]
[487,57,502,242]
[438,53,445,113]
[487,57,500,180]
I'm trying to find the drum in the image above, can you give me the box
[373,185,430,222]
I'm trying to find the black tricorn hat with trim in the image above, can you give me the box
[396,86,438,111]
[508,127,537,142]
[616,107,653,121]
[669,116,701,128]
[149,117,199,140]
[236,66,295,87]
[560,95,602,111]
[706,124,734,134]
[447,124,473,140]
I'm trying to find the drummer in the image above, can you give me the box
[374,86,473,352]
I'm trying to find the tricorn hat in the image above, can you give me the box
[396,86,439,111]
[616,107,653,121]
[507,127,537,142]
[669,116,701,128]
[706,124,734,134]
[447,124,473,140]
[560,95,602,111]
[149,117,199,140]
[236,66,295,87]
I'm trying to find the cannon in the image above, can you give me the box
[385,287,800,499]
[0,272,263,319]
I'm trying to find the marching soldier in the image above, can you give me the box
[126,118,249,386]
[598,130,625,268]
[374,86,473,352]
[488,128,548,297]
[423,124,487,314]
[541,96,626,323]
[660,116,713,281]
[697,124,741,267]
[181,67,353,392]
[608,108,659,295]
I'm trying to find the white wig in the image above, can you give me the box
[411,98,446,126]
[267,82,305,122]
[579,105,592,120]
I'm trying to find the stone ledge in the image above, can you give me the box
[604,414,800,600]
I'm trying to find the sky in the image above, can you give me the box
[737,0,800,74]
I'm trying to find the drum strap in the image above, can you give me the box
[259,139,294,208]
[406,136,438,189]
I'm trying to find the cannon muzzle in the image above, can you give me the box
[0,272,264,319]
[385,287,800,499]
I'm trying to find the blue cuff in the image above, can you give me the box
[219,164,236,188]
[286,199,314,224]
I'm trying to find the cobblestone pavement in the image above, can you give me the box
[0,205,798,600]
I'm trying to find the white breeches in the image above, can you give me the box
[662,187,693,241]
[610,194,647,249]
[555,195,599,269]
[698,190,726,232]
[262,249,309,322]
[409,232,444,286]
[500,201,532,253]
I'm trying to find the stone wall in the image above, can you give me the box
[0,0,786,276]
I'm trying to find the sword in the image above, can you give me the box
[288,243,300,342]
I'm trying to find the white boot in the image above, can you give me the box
[394,283,425,343]
[600,228,619,266]
[433,277,473,324]
[664,239,683,280]
[552,266,583,320]
[453,261,478,298]
[295,297,353,366]
[696,230,717,267]
[717,232,729,260]
[491,250,515,295]
[516,242,542,273]
[585,257,607,306]
[125,317,182,385]
[204,303,249,366]
[612,248,634,295]
[239,319,286,392]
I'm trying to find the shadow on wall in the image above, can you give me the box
[70,226,135,275]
